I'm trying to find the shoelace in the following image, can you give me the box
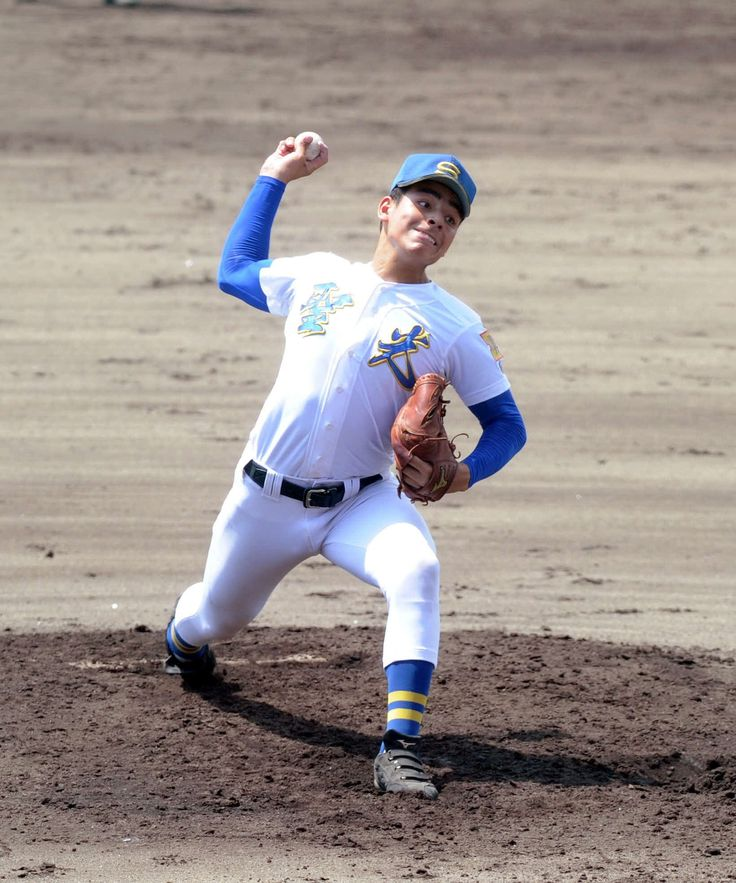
[385,748,433,783]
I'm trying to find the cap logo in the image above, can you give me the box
[435,161,461,181]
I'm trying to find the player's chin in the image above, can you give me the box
[403,241,446,270]
[422,249,447,267]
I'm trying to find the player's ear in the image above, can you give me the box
[377,195,393,223]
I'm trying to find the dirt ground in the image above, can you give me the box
[1,0,734,880]
[2,627,735,882]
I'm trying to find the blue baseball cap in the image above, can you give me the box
[390,153,477,218]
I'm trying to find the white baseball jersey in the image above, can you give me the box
[241,252,510,480]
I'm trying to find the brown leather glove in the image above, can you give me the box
[390,373,459,504]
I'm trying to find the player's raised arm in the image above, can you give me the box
[217,132,328,308]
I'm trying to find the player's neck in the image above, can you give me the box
[371,242,430,285]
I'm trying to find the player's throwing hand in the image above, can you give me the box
[260,133,328,184]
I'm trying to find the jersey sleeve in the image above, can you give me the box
[218,175,286,311]
[462,389,527,487]
[446,324,511,407]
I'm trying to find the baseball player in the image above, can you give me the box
[165,135,527,798]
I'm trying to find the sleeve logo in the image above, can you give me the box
[481,330,503,361]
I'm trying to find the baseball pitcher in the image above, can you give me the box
[164,134,527,798]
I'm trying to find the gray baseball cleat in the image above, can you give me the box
[373,729,438,799]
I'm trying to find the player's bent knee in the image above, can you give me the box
[417,554,441,596]
[399,551,440,592]
[385,552,440,607]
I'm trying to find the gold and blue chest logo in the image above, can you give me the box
[368,324,430,390]
[298,282,354,335]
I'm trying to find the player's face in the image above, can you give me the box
[383,182,463,267]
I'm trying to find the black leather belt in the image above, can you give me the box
[244,459,382,509]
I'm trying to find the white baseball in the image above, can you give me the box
[295,131,324,161]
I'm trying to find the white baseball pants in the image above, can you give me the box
[173,465,441,667]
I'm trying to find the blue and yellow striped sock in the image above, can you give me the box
[384,659,434,743]
[166,620,207,663]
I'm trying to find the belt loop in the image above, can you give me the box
[342,477,360,501]
[262,469,282,499]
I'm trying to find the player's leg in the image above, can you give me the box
[166,474,312,677]
[322,482,439,797]
[323,481,440,667]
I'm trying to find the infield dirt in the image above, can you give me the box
[1,1,734,881]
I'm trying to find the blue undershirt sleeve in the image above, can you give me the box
[217,175,287,311]
[462,389,527,487]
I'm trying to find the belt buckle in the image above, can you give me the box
[303,485,339,509]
